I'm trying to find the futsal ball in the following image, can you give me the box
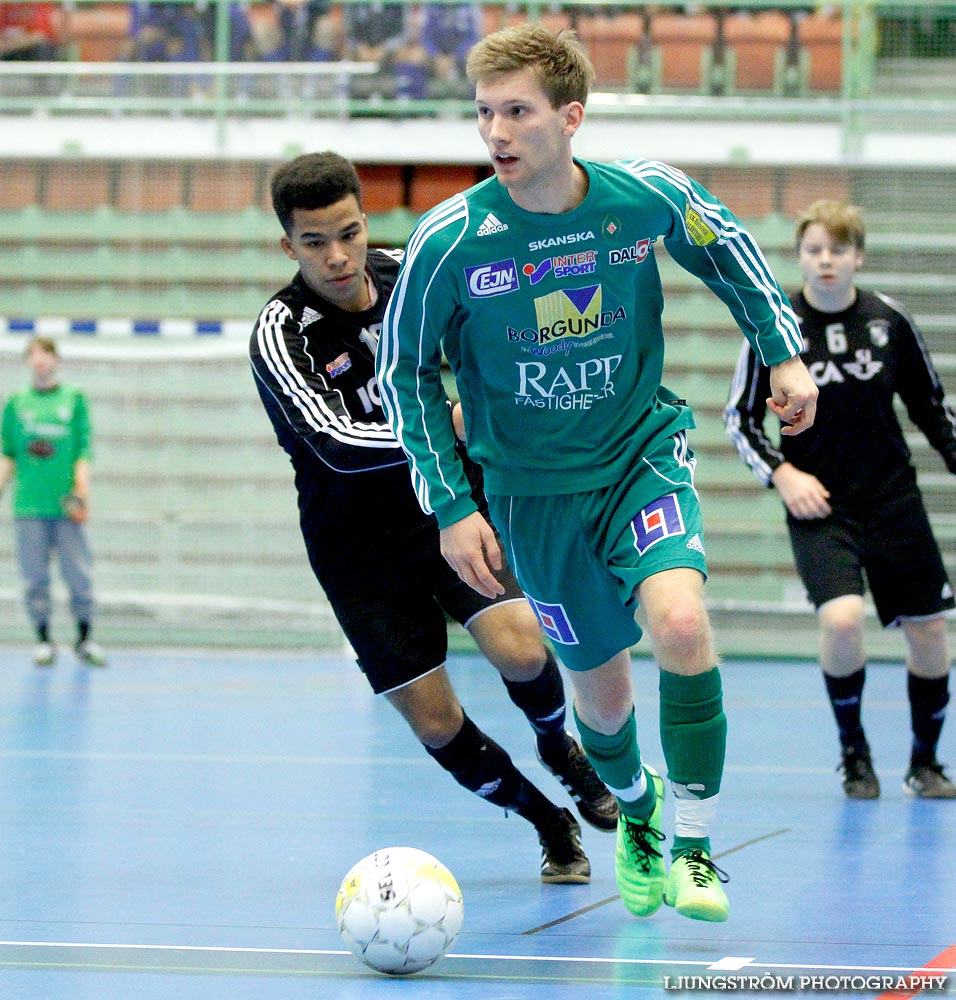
[335,846,463,976]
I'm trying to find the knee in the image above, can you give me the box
[490,633,548,682]
[648,600,714,673]
[821,605,865,647]
[908,615,948,646]
[472,608,548,682]
[409,703,465,748]
[574,654,635,732]
[388,675,465,748]
[904,616,950,672]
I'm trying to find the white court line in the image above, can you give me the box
[0,751,858,776]
[0,941,952,976]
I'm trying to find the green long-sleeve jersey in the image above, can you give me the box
[2,382,92,518]
[378,158,802,529]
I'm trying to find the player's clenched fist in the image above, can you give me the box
[768,355,818,436]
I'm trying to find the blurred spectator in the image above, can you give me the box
[125,1,260,99]
[127,1,256,62]
[196,0,258,61]
[124,1,205,97]
[258,0,336,62]
[342,1,412,61]
[0,2,62,61]
[342,1,423,99]
[420,2,482,97]
[128,1,204,63]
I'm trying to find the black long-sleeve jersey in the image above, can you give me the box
[250,249,443,595]
[724,288,956,504]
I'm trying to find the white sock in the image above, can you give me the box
[673,792,719,840]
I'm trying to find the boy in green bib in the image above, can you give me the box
[0,336,106,667]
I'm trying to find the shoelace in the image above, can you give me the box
[621,816,665,873]
[680,849,730,887]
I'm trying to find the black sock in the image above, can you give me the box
[908,673,950,767]
[501,649,570,762]
[37,622,50,643]
[824,668,868,753]
[425,714,560,829]
[77,620,91,643]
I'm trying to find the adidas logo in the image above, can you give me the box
[476,212,508,236]
[686,533,705,554]
[300,306,322,328]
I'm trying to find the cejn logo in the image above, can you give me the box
[464,259,520,298]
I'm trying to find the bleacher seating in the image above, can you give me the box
[567,4,848,96]
[649,10,720,94]
[63,2,130,62]
[796,9,845,93]
[576,12,647,91]
[0,162,38,208]
[12,2,854,100]
[2,152,955,656]
[723,9,794,94]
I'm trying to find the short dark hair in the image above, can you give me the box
[270,152,363,234]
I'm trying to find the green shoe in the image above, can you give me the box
[664,849,730,922]
[615,765,665,916]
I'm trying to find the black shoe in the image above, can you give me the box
[903,761,956,799]
[537,732,620,831]
[839,746,880,799]
[537,807,591,884]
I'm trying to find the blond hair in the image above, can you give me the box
[795,199,866,251]
[466,23,595,108]
[25,335,58,357]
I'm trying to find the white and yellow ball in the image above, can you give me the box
[335,846,464,975]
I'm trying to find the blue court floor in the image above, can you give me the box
[0,648,953,1000]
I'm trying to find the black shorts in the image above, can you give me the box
[787,486,954,628]
[326,542,526,695]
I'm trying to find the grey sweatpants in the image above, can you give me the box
[14,517,95,631]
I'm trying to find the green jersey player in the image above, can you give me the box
[378,23,818,922]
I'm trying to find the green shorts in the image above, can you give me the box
[487,431,707,671]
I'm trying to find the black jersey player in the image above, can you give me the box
[249,152,618,882]
[726,199,956,800]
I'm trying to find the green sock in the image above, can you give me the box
[573,706,654,819]
[659,667,726,799]
[672,835,711,861]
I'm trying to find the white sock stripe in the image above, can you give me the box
[606,769,648,803]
